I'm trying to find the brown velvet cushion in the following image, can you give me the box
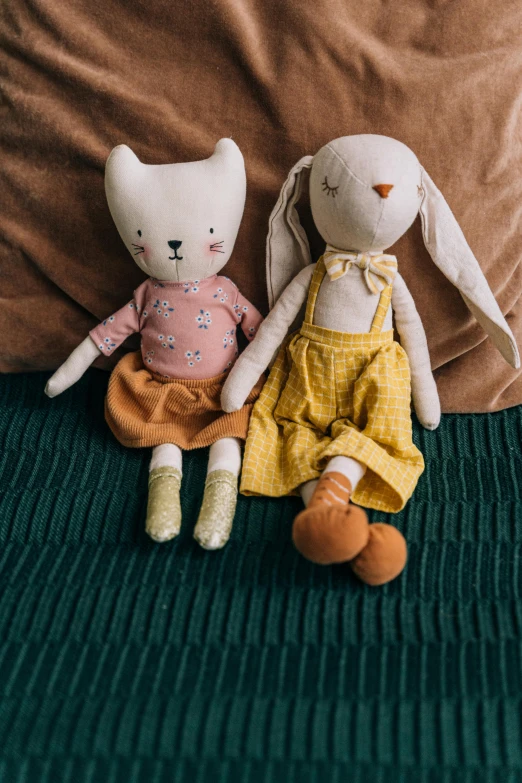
[1,0,521,411]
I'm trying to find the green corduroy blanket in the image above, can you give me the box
[0,370,521,782]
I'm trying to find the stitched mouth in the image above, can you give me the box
[169,252,183,261]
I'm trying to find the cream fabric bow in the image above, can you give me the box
[323,245,398,294]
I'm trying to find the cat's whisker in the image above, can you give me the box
[134,250,145,255]
[211,249,225,253]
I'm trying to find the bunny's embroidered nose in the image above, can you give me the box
[373,184,394,199]
[168,240,182,251]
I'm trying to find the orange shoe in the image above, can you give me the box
[292,472,370,564]
[350,523,407,586]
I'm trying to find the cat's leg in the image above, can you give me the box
[194,437,241,551]
[146,443,183,543]
[295,456,407,585]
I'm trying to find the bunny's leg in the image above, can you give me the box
[194,437,241,551]
[146,443,183,543]
[294,457,370,564]
[300,457,366,507]
[323,459,408,586]
[299,479,318,507]
[295,456,407,585]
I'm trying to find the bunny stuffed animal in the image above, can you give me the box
[221,134,519,585]
[46,139,263,549]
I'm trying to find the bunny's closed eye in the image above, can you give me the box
[322,176,339,197]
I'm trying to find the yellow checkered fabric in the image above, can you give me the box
[240,257,424,513]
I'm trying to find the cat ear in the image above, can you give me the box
[105,144,141,174]
[207,138,246,222]
[212,138,243,163]
[419,167,519,369]
[266,155,314,308]
[105,145,142,201]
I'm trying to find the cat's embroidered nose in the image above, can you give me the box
[373,184,394,199]
[168,240,182,251]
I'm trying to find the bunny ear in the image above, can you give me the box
[419,167,520,369]
[266,155,314,308]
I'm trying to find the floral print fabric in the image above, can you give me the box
[90,276,263,380]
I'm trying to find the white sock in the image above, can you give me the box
[323,456,366,491]
[150,443,183,473]
[207,437,242,476]
[300,479,318,507]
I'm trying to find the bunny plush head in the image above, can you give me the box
[105,138,246,283]
[267,134,519,369]
[310,135,422,253]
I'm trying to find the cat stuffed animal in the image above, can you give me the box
[221,134,519,585]
[46,138,263,549]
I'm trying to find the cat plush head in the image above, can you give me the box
[105,138,246,283]
[266,134,519,369]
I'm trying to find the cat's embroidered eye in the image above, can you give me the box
[322,176,339,198]
[210,228,214,233]
[137,230,142,237]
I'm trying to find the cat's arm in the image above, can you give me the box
[233,290,264,343]
[45,297,141,397]
[45,337,102,397]
[221,264,315,412]
[391,273,441,431]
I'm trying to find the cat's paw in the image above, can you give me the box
[45,375,67,398]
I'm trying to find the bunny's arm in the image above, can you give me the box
[392,273,441,431]
[221,264,315,412]
[45,294,142,398]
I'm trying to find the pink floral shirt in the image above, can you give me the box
[90,276,263,380]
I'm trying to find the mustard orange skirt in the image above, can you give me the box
[105,351,264,449]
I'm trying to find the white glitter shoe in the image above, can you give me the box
[194,470,238,550]
[146,466,182,543]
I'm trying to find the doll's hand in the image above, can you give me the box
[221,363,256,412]
[45,370,74,398]
[45,337,102,398]
[412,375,441,431]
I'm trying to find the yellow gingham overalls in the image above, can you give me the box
[240,257,425,512]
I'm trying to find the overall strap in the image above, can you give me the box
[304,257,327,324]
[370,284,393,333]
[304,256,392,332]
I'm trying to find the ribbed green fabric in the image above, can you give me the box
[0,369,522,781]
